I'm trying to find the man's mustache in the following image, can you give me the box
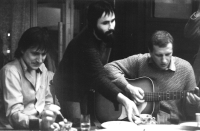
[105,30,114,35]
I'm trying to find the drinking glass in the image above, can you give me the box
[196,113,200,127]
[29,118,39,130]
[80,114,91,131]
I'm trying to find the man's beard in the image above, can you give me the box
[95,29,115,48]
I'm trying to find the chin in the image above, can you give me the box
[31,66,40,70]
[160,67,167,70]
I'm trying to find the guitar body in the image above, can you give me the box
[94,91,122,123]
[91,77,155,123]
[127,77,155,114]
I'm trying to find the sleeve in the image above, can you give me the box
[2,68,29,129]
[184,12,200,40]
[81,47,122,103]
[44,71,54,107]
[104,54,139,91]
[183,63,198,120]
[46,71,59,106]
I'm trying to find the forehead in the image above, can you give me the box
[98,12,115,22]
[153,43,173,53]
[27,47,46,53]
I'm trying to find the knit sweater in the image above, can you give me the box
[105,53,198,123]
[53,27,121,116]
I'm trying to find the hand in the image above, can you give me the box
[186,87,200,105]
[117,93,140,122]
[125,84,145,104]
[41,104,61,129]
[124,98,141,123]
[50,119,68,131]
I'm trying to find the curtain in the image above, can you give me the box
[10,0,31,59]
[0,0,12,67]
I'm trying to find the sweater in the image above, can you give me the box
[53,27,121,115]
[105,53,198,124]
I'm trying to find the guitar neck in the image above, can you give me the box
[126,77,199,102]
[144,90,197,102]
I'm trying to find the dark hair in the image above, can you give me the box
[148,30,174,52]
[14,27,51,59]
[87,0,115,30]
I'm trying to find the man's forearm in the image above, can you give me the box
[117,92,130,105]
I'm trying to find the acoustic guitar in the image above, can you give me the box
[90,76,199,123]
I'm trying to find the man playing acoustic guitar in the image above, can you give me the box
[105,30,200,124]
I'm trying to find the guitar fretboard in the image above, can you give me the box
[144,90,198,102]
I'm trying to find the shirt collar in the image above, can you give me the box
[168,57,176,71]
[20,58,42,74]
[148,54,176,71]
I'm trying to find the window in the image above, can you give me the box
[154,0,192,19]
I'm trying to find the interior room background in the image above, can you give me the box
[0,0,197,71]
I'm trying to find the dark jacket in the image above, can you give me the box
[53,27,121,113]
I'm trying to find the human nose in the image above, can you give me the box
[37,55,44,63]
[109,22,115,30]
[161,56,167,63]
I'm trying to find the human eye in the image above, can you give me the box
[155,54,162,57]
[42,53,46,56]
[102,21,109,25]
[166,53,171,56]
[31,51,38,56]
[111,19,115,23]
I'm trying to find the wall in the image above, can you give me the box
[113,0,197,65]
[0,0,31,61]
[0,0,12,66]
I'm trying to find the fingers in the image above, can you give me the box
[134,87,145,103]
[138,88,145,97]
[129,87,145,104]
[134,97,145,104]
[43,109,56,119]
[187,92,194,104]
[135,88,144,99]
[134,116,142,125]
[42,104,62,129]
[127,84,144,99]
[127,113,141,124]
[187,92,200,104]
[50,119,69,131]
[42,105,69,130]
[126,101,140,123]
[127,113,134,122]
[50,123,60,131]
[194,94,200,101]
[58,119,68,126]
[46,104,61,115]
[59,121,66,127]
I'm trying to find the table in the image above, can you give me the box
[92,124,200,131]
[7,125,199,131]
[93,125,200,131]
